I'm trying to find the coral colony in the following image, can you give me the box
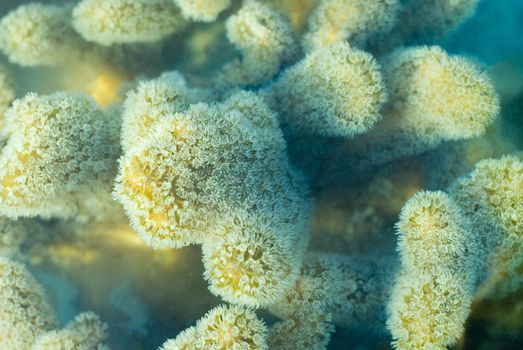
[0,0,521,349]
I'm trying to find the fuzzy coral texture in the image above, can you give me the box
[0,0,521,350]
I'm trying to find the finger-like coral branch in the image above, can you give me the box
[214,0,298,88]
[0,92,121,220]
[202,209,308,307]
[320,46,499,187]
[387,191,476,349]
[451,155,523,298]
[72,0,187,45]
[388,271,471,350]
[265,42,387,137]
[0,258,57,350]
[0,4,86,67]
[388,159,523,349]
[161,305,268,350]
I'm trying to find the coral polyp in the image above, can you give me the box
[0,0,521,349]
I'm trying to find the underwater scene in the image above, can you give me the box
[0,0,521,349]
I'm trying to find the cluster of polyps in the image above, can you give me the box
[0,0,519,349]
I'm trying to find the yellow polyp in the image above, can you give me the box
[217,262,250,292]
[141,114,157,131]
[171,120,193,139]
[0,168,23,198]
[211,241,270,294]
[122,156,158,200]
[17,149,40,163]
[1,168,20,187]
[87,72,125,107]
[146,207,172,234]
[0,151,40,198]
